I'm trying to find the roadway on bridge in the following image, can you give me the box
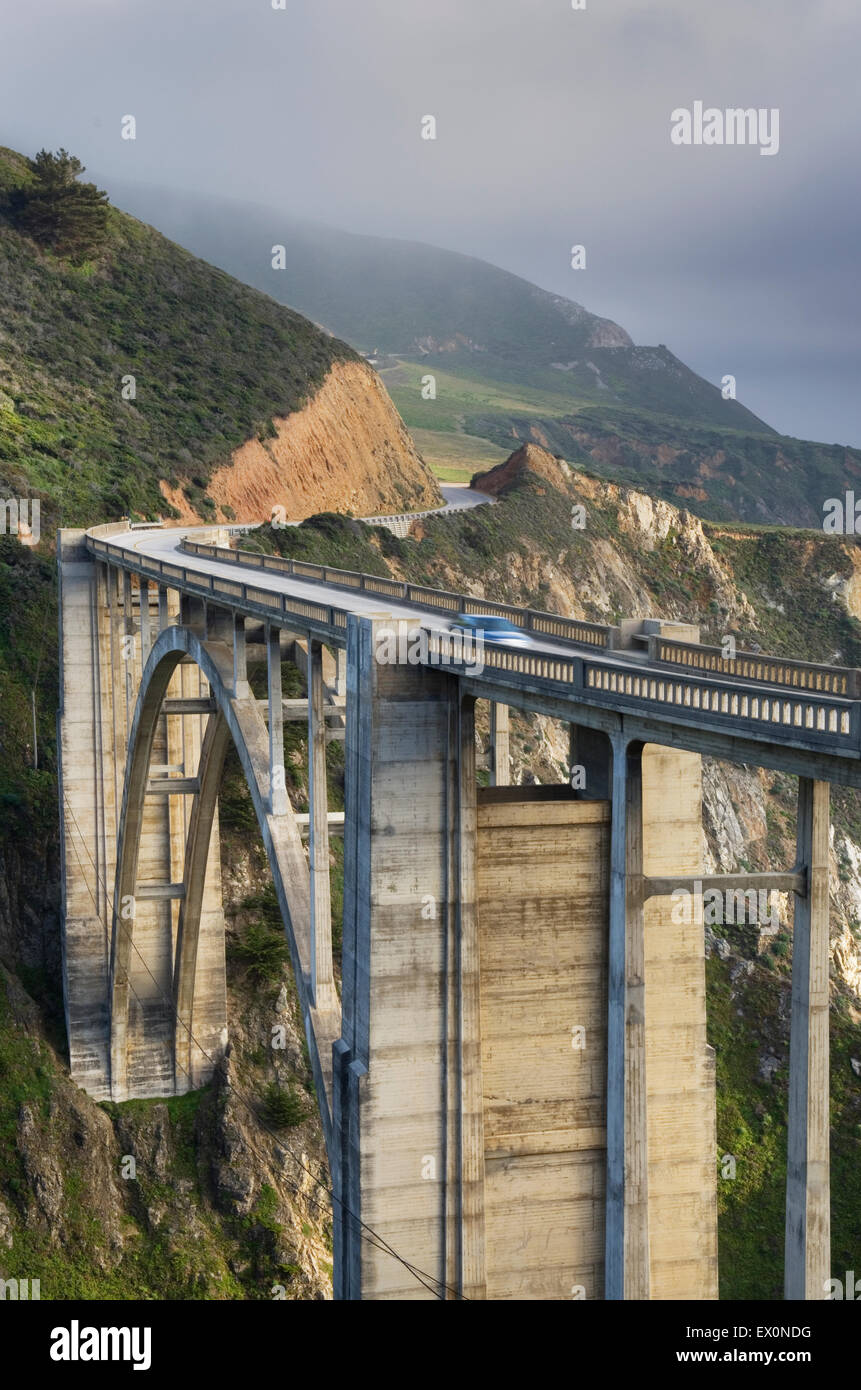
[105,509,830,701]
[108,521,623,666]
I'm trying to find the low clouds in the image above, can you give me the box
[1,0,859,443]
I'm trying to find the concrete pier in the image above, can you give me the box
[785,779,831,1300]
[336,613,483,1299]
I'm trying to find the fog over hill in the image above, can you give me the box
[107,181,773,438]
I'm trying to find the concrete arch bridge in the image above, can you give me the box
[57,520,860,1300]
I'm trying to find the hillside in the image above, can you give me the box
[105,184,861,528]
[117,189,769,432]
[0,147,440,529]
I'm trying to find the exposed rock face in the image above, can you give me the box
[466,444,861,1002]
[472,442,569,496]
[472,443,757,630]
[160,360,441,524]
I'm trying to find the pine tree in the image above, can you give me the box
[10,149,109,258]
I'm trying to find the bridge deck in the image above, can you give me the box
[85,523,861,781]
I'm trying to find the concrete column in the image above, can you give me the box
[572,725,612,800]
[205,603,233,644]
[334,647,347,698]
[642,746,717,1300]
[453,694,486,1299]
[122,569,135,736]
[180,593,206,636]
[267,624,287,816]
[158,585,170,632]
[489,702,510,787]
[139,579,152,664]
[233,613,250,698]
[58,533,113,1098]
[308,639,336,1011]
[606,735,649,1300]
[785,778,831,1300]
[337,613,485,1300]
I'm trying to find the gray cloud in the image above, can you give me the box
[1,0,859,443]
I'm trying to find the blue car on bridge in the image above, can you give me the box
[449,613,531,646]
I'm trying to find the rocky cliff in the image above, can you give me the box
[159,360,441,524]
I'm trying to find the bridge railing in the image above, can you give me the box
[648,635,861,699]
[420,632,859,750]
[86,530,861,758]
[583,661,858,744]
[86,535,350,638]
[180,539,621,651]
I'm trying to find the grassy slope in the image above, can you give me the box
[153,201,769,431]
[117,187,860,527]
[0,148,357,526]
[385,356,860,527]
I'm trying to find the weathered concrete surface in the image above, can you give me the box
[337,614,484,1300]
[471,759,716,1301]
[59,532,115,1099]
[642,746,718,1300]
[476,792,609,1300]
[59,534,227,1100]
[785,778,830,1300]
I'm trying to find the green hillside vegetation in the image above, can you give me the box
[0,147,356,528]
[141,199,769,431]
[122,188,861,530]
[385,357,859,529]
[463,402,861,530]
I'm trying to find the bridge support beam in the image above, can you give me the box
[606,735,649,1300]
[308,640,336,1012]
[139,579,152,663]
[489,702,510,787]
[158,584,170,632]
[785,778,830,1300]
[267,623,288,816]
[233,613,250,698]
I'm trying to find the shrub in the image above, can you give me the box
[229,921,287,985]
[262,1083,306,1129]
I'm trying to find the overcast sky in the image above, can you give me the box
[2,0,859,445]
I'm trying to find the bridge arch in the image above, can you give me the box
[108,622,340,1151]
